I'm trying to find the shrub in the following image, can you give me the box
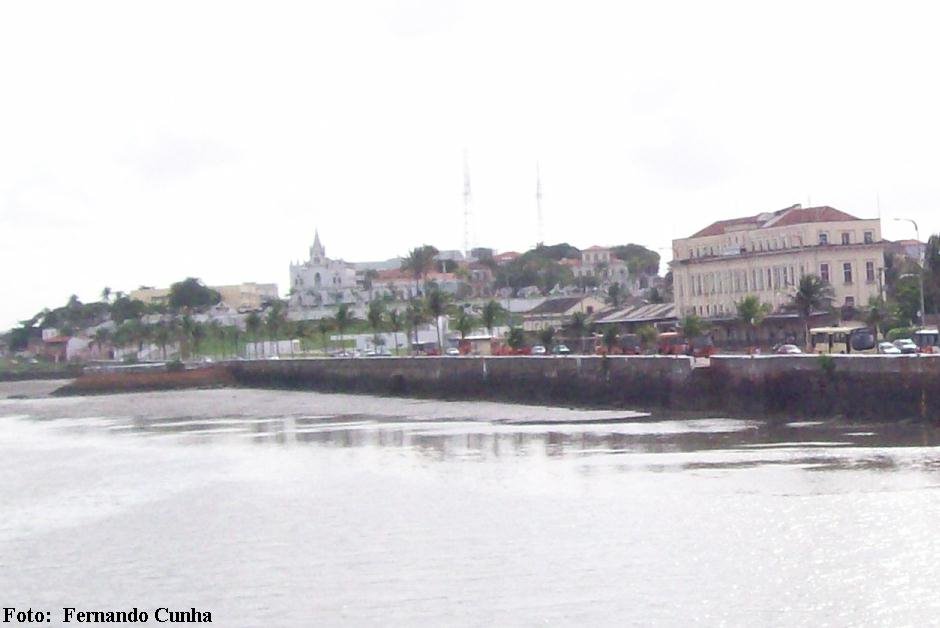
[886,327,915,342]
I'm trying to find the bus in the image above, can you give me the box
[809,326,877,354]
[914,328,939,354]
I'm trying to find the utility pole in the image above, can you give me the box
[894,217,926,327]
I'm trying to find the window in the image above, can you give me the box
[845,296,855,307]
[841,232,851,245]
[820,263,830,283]
[819,232,829,245]
[864,231,873,244]
[843,262,853,284]
[866,261,876,282]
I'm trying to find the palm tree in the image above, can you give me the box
[481,300,504,338]
[100,286,111,304]
[266,302,287,356]
[453,309,475,340]
[387,309,404,355]
[736,295,771,349]
[245,312,263,358]
[425,286,448,352]
[316,317,333,354]
[791,274,834,349]
[602,326,619,352]
[191,323,207,358]
[405,301,427,355]
[93,327,112,358]
[538,326,555,350]
[152,322,172,360]
[568,311,589,354]
[636,324,658,352]
[506,327,525,351]
[401,245,439,297]
[367,301,386,351]
[334,304,353,353]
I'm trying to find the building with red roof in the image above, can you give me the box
[671,204,885,322]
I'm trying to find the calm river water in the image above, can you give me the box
[3,380,940,626]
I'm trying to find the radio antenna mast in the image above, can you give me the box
[463,149,472,258]
[536,161,544,246]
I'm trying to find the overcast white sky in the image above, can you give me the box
[3,0,940,328]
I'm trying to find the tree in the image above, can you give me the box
[191,323,207,358]
[245,312,263,358]
[567,311,589,353]
[265,301,287,355]
[506,327,525,351]
[362,269,380,301]
[602,326,619,352]
[100,287,111,304]
[637,324,658,351]
[400,245,439,296]
[152,322,172,360]
[405,302,426,354]
[609,244,661,277]
[605,283,625,308]
[680,314,707,341]
[736,295,771,348]
[110,296,146,324]
[538,326,555,349]
[790,274,834,349]
[334,304,353,351]
[865,296,894,340]
[367,301,385,335]
[316,317,333,354]
[367,301,386,351]
[93,327,111,357]
[453,309,475,340]
[481,300,504,337]
[387,309,404,356]
[168,278,221,310]
[425,286,448,352]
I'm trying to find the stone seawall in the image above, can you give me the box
[229,356,696,410]
[706,355,940,420]
[230,355,940,420]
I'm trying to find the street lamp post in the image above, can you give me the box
[893,218,927,327]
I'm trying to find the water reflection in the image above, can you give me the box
[28,408,940,473]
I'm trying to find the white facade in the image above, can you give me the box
[289,231,359,307]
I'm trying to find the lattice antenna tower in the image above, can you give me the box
[536,161,544,246]
[463,149,472,258]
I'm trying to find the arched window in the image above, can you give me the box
[314,273,321,287]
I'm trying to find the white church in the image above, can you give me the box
[289,231,359,307]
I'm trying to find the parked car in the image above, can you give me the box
[878,342,902,355]
[552,344,571,355]
[774,344,802,354]
[531,345,547,355]
[445,347,461,356]
[893,338,918,354]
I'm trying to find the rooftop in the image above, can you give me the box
[689,204,864,238]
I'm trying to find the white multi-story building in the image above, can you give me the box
[671,204,885,318]
[289,231,359,306]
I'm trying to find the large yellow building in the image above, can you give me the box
[671,204,885,318]
[130,282,278,310]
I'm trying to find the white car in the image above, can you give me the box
[878,342,901,355]
[774,344,802,354]
[893,338,918,354]
[445,347,461,356]
[531,345,547,355]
